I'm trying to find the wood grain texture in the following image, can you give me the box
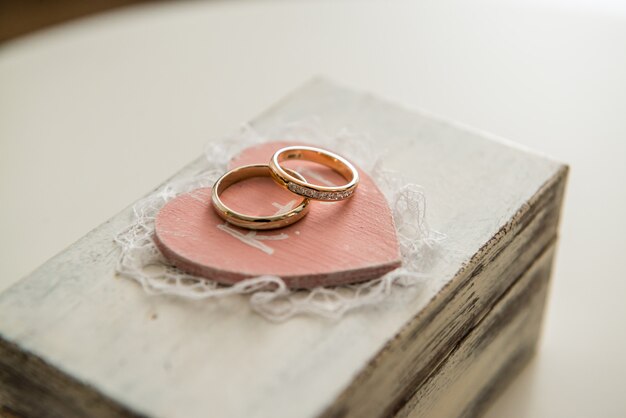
[397,243,555,418]
[154,141,401,289]
[0,79,567,418]
[0,337,144,418]
[319,162,567,418]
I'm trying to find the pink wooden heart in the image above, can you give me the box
[154,142,401,289]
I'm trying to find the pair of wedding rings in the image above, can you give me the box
[211,146,359,230]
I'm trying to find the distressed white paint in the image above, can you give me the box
[0,80,564,418]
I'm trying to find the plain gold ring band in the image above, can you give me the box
[211,164,310,230]
[269,146,359,201]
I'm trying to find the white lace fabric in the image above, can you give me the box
[114,120,443,321]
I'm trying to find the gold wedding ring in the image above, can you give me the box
[269,146,359,201]
[211,164,310,230]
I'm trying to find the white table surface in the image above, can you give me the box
[1,1,625,416]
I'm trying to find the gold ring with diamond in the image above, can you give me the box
[268,146,359,201]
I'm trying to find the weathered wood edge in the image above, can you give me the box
[398,241,556,417]
[457,244,554,418]
[320,165,568,418]
[0,336,146,418]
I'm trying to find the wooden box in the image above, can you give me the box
[0,80,567,418]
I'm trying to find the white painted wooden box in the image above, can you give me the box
[0,79,567,418]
